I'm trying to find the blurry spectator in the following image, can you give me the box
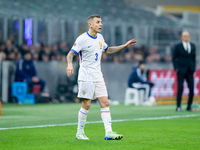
[118,54,125,62]
[0,42,6,52]
[58,41,70,55]
[133,47,144,62]
[0,39,175,63]
[21,43,30,53]
[113,55,120,63]
[164,55,172,62]
[15,50,45,92]
[124,51,132,62]
[41,52,49,62]
[128,60,154,104]
[49,44,60,61]
[49,52,58,61]
[7,51,16,61]
[51,44,58,53]
[141,46,149,60]
[60,55,67,62]
[32,53,39,61]
[38,45,49,61]
[34,43,42,53]
[0,51,6,61]
[4,40,14,55]
[16,52,22,60]
[43,46,51,55]
[146,46,161,63]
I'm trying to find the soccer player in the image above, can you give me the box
[66,14,137,140]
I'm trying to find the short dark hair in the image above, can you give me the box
[22,50,31,56]
[87,14,101,21]
[139,60,146,66]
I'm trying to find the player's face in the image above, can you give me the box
[181,33,190,42]
[90,17,102,33]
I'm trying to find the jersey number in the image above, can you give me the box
[95,53,98,61]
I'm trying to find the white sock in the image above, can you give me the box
[101,107,113,135]
[77,107,88,135]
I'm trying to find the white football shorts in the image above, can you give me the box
[77,80,108,100]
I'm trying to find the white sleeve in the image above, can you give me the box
[101,35,108,52]
[71,36,84,55]
[103,40,108,52]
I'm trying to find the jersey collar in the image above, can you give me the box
[87,31,97,39]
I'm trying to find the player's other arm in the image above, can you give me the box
[66,51,76,77]
[105,39,137,55]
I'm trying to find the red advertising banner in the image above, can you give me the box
[149,70,200,98]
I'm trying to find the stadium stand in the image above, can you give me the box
[0,0,196,63]
[0,0,178,27]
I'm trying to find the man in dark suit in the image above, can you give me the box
[172,31,196,112]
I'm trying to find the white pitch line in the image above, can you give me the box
[0,114,200,131]
[0,115,24,119]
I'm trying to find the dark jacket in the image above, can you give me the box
[128,67,150,88]
[172,42,196,74]
[15,57,37,82]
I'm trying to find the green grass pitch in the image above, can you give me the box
[0,103,200,150]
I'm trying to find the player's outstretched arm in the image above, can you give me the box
[105,39,137,55]
[66,51,76,77]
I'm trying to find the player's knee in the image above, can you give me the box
[85,103,91,110]
[82,100,91,110]
[103,101,110,108]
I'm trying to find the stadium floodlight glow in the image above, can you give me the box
[24,18,32,46]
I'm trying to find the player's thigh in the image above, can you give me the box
[95,81,109,108]
[94,80,108,98]
[78,81,95,99]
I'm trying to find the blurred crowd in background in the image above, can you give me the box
[0,39,172,63]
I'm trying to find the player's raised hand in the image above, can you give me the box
[66,64,74,77]
[125,39,137,48]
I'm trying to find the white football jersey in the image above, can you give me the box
[71,32,108,81]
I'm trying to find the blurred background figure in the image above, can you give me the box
[128,60,155,105]
[172,31,196,112]
[15,51,45,93]
[0,51,6,61]
[58,41,70,56]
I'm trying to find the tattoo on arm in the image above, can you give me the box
[108,47,118,53]
[106,45,126,54]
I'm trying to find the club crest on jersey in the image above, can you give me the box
[74,43,76,46]
[99,42,102,49]
[82,90,86,94]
